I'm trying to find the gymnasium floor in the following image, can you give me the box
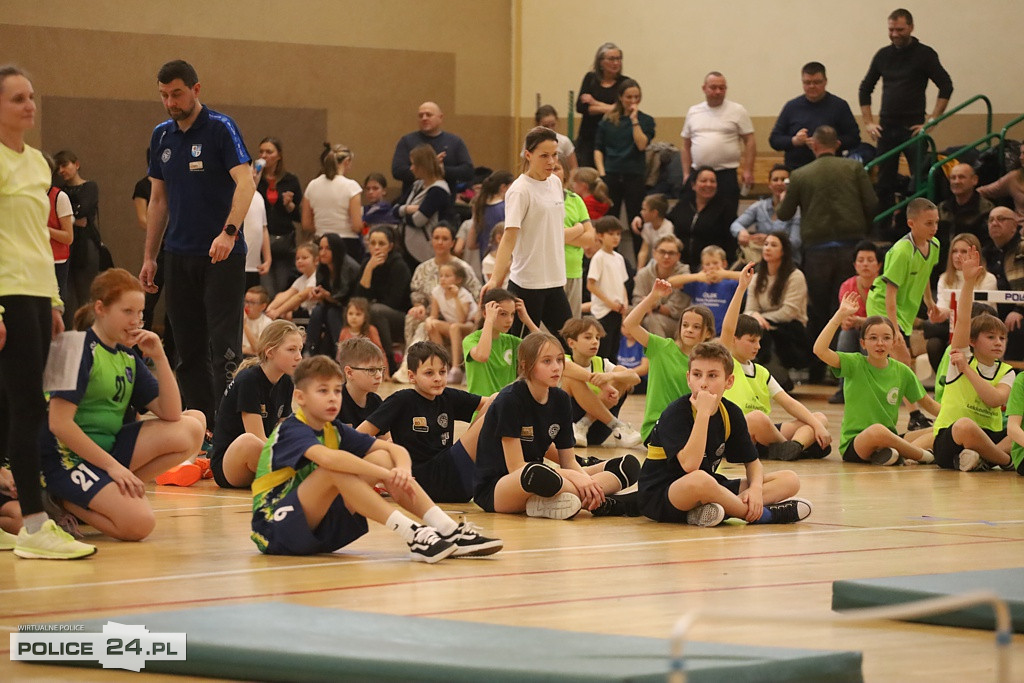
[3,383,1023,682]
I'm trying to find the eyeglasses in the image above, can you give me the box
[655,249,680,257]
[351,367,386,377]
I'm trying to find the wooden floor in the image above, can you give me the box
[3,383,1023,682]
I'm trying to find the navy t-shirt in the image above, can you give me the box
[365,388,479,464]
[340,384,382,428]
[148,105,250,255]
[213,366,293,458]
[474,380,574,484]
[639,395,757,500]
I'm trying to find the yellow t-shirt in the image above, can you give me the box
[0,142,61,310]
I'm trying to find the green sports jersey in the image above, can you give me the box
[724,359,772,414]
[48,329,159,461]
[833,352,925,453]
[934,354,1013,433]
[934,346,950,402]
[1006,374,1024,469]
[564,190,588,279]
[865,234,940,335]
[641,334,691,440]
[463,328,521,397]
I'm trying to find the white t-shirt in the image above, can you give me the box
[504,173,566,289]
[243,191,267,272]
[243,313,272,355]
[290,272,317,313]
[640,218,675,248]
[936,271,998,313]
[944,346,1016,386]
[587,248,628,319]
[304,174,362,239]
[681,100,754,170]
[53,191,73,264]
[431,285,478,323]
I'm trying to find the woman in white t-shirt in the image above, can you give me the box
[301,143,363,262]
[243,164,271,290]
[483,127,571,344]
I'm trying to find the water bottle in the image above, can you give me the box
[254,158,266,175]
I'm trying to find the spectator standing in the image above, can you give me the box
[55,150,102,324]
[391,101,473,197]
[256,137,303,297]
[302,143,363,263]
[140,60,255,430]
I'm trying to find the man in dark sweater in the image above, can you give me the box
[391,102,474,196]
[769,62,860,170]
[859,8,953,212]
[777,126,877,382]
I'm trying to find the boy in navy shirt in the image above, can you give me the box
[638,342,812,527]
[358,342,489,503]
[338,338,386,428]
[251,356,501,561]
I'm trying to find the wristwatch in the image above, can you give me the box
[223,223,238,237]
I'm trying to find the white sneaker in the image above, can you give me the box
[525,493,582,520]
[956,449,983,472]
[686,502,726,527]
[612,423,642,448]
[14,520,96,560]
[573,421,588,448]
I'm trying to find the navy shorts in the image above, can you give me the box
[933,426,1007,470]
[41,421,144,508]
[209,447,246,490]
[413,442,474,504]
[639,473,740,523]
[251,488,368,555]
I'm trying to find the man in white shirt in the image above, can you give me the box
[680,72,755,216]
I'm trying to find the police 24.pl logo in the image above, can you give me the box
[12,621,186,672]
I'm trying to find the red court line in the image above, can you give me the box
[2,536,1015,627]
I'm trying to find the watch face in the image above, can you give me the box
[224,224,237,236]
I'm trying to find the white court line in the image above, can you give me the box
[151,504,251,513]
[2,518,1022,599]
[151,490,249,500]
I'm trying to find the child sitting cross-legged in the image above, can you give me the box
[251,355,502,561]
[636,341,811,527]
[337,337,387,428]
[559,316,643,449]
[915,246,1013,471]
[720,263,832,461]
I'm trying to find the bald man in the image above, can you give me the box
[939,163,994,245]
[391,101,474,196]
[982,207,1024,359]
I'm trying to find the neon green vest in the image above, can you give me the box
[933,357,1011,433]
[724,359,772,414]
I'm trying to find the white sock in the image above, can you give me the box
[576,415,595,429]
[23,512,47,534]
[386,510,416,543]
[422,506,458,536]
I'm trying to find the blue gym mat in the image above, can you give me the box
[832,567,1024,632]
[25,602,863,682]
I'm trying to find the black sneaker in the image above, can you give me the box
[441,521,503,557]
[407,524,457,564]
[766,440,804,462]
[761,497,813,524]
[828,390,845,404]
[590,491,641,517]
[870,447,902,466]
[802,442,832,460]
[575,454,602,468]
[907,411,933,431]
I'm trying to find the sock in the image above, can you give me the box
[607,417,625,431]
[23,512,47,534]
[385,510,416,543]
[576,415,594,429]
[422,506,458,536]
[755,507,774,524]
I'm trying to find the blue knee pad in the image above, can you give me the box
[520,462,563,497]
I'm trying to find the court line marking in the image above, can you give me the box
[1,536,1017,625]
[151,504,251,513]
[2,517,1022,599]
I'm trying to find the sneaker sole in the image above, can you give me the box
[526,493,582,520]
[410,542,458,564]
[14,546,97,560]
[452,539,504,557]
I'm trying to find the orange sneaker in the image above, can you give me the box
[155,463,202,487]
[194,457,213,480]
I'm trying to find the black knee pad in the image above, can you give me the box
[520,462,563,497]
[605,454,641,487]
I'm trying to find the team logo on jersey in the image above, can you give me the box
[437,413,449,429]
[715,444,725,457]
[503,349,514,365]
[886,387,900,405]
[520,426,534,441]
[548,424,560,439]
[412,416,429,432]
[161,148,171,163]
[191,144,202,157]
[125,367,134,382]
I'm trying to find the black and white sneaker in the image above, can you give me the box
[766,440,804,461]
[761,497,813,523]
[590,491,641,517]
[870,447,903,466]
[407,524,457,563]
[441,521,503,557]
[906,410,933,431]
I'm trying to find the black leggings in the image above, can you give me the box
[0,296,52,516]
[509,282,573,351]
